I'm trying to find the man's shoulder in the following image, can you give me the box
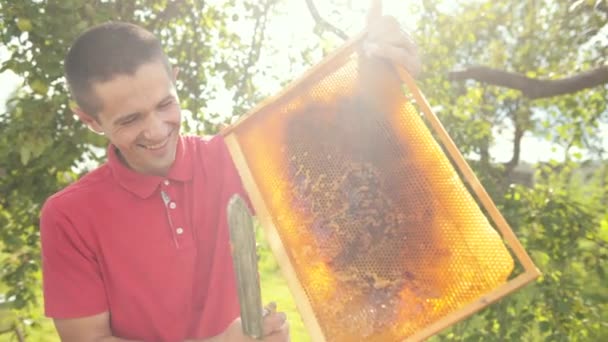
[44,163,114,211]
[182,134,231,162]
[182,134,226,149]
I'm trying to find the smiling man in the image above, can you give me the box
[39,6,419,342]
[41,22,288,342]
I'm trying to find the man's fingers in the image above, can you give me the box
[263,302,277,317]
[363,14,421,77]
[368,15,400,38]
[365,42,421,76]
[379,28,417,52]
[367,16,416,50]
[263,319,290,342]
[262,311,287,336]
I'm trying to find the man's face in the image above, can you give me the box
[82,61,181,176]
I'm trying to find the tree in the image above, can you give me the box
[417,0,607,174]
[448,0,608,99]
[1,0,607,340]
[414,1,608,340]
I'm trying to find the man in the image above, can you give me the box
[39,6,420,342]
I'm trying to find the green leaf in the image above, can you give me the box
[539,321,551,332]
[30,79,48,95]
[16,18,33,32]
[19,146,32,165]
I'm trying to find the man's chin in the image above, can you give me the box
[135,147,177,176]
[152,146,177,176]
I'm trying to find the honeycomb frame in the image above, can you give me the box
[221,32,540,342]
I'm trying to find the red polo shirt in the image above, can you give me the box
[40,135,249,341]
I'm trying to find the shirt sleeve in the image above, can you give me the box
[40,198,108,318]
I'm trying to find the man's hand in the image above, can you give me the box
[363,0,421,77]
[222,310,289,342]
[189,303,289,342]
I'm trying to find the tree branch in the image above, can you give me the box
[304,0,349,40]
[232,0,274,111]
[506,122,524,174]
[449,66,608,99]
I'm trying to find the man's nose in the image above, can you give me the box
[143,112,168,141]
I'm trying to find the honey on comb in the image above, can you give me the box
[283,96,447,339]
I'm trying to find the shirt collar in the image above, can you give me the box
[107,135,193,199]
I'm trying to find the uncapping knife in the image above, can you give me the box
[227,194,264,339]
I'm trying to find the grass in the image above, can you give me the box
[256,225,310,341]
[0,225,309,341]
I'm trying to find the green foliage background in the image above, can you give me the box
[0,0,606,341]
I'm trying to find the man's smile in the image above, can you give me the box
[138,131,173,150]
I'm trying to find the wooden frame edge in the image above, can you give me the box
[395,67,540,276]
[224,133,327,342]
[405,271,539,341]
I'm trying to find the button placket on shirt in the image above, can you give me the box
[161,179,191,248]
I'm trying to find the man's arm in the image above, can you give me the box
[53,311,138,342]
[187,310,289,342]
[54,313,211,342]
[55,310,289,342]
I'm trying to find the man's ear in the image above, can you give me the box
[73,107,104,135]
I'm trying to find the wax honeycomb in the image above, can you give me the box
[229,54,515,341]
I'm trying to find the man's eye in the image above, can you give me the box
[159,100,173,109]
[121,117,138,125]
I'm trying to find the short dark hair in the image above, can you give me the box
[64,22,171,115]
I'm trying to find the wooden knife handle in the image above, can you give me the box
[227,194,264,339]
